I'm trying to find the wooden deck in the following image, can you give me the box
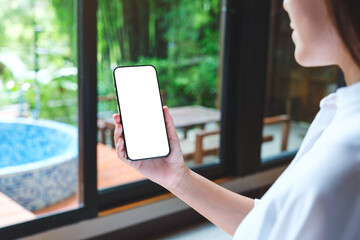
[0,192,36,228]
[97,143,146,189]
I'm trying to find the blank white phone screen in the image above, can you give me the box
[113,66,170,160]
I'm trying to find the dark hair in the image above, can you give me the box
[325,0,360,68]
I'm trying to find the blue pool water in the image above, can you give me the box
[0,118,78,211]
[0,123,74,168]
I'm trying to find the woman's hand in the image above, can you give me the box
[114,106,254,235]
[113,106,189,190]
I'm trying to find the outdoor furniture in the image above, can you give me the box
[192,115,291,164]
[97,107,290,165]
[168,105,220,139]
[263,115,291,151]
[98,120,116,148]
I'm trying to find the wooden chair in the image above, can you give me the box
[263,115,291,151]
[98,119,116,148]
[191,115,291,165]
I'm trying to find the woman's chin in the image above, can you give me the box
[294,49,311,67]
[293,38,323,67]
[291,30,297,43]
[294,48,328,67]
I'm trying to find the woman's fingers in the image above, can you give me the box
[113,114,123,143]
[113,114,121,124]
[113,123,122,146]
[163,106,176,139]
[112,115,127,160]
[116,137,127,160]
[116,123,123,138]
[163,106,182,152]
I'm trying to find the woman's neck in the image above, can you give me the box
[340,56,360,86]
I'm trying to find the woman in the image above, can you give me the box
[113,0,360,238]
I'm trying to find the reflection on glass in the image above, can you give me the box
[261,0,338,161]
[97,0,223,189]
[0,0,79,228]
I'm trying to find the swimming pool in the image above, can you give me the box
[0,118,78,211]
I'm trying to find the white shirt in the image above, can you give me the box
[234,82,360,240]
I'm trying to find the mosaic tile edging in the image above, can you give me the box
[0,157,78,211]
[0,117,78,211]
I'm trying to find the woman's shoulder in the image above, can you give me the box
[332,108,360,149]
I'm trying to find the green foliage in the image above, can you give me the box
[0,0,77,124]
[135,56,219,107]
[1,0,221,124]
[97,0,221,112]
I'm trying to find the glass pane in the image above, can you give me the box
[0,0,80,228]
[97,0,223,189]
[261,0,338,162]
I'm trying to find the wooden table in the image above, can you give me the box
[98,105,221,146]
[168,105,220,138]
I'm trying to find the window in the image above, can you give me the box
[0,0,80,226]
[96,0,231,208]
[0,0,97,238]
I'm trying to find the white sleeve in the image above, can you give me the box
[267,145,360,240]
[234,144,360,240]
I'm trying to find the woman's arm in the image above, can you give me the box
[113,106,254,236]
[170,168,254,235]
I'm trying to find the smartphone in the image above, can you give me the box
[113,65,170,161]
